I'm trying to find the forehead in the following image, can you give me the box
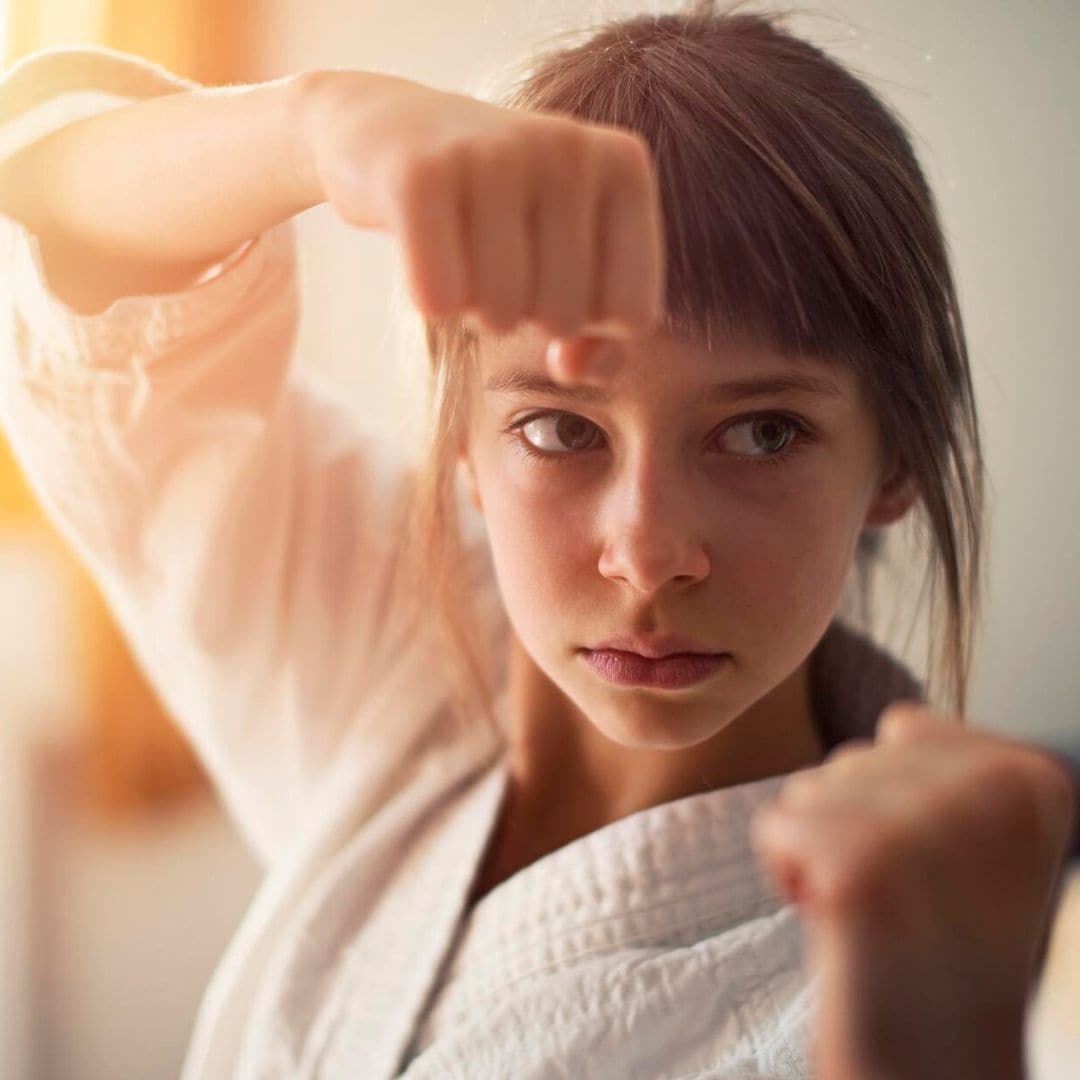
[475,323,860,406]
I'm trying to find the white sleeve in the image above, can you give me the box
[0,45,433,868]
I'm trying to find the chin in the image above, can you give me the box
[585,692,731,751]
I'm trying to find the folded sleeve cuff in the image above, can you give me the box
[0,44,293,371]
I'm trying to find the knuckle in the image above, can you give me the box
[778,771,818,806]
[605,128,652,176]
[541,118,590,164]
[468,133,526,178]
[877,700,927,739]
[825,738,873,767]
[979,755,1043,822]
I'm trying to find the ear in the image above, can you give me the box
[863,457,919,529]
[457,443,482,513]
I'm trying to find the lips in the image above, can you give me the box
[588,633,721,659]
[580,647,729,689]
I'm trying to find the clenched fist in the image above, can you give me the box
[750,704,1079,1080]
[297,68,667,347]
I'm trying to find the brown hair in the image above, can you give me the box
[403,1,986,737]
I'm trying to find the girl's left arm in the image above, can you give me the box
[749,704,1079,1080]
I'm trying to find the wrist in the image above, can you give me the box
[289,66,421,224]
[286,68,336,208]
[869,1000,1027,1080]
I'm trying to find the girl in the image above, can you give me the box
[0,3,1075,1077]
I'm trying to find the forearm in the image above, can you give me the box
[0,66,390,311]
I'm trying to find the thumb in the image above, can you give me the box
[545,335,623,383]
[875,703,961,745]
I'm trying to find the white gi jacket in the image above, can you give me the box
[0,44,926,1079]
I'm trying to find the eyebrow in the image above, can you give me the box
[483,369,846,404]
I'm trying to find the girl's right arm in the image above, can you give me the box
[0,47,665,333]
[0,47,441,869]
[0,44,664,869]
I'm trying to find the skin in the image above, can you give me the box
[457,323,918,887]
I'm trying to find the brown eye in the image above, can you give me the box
[520,412,602,453]
[720,415,796,457]
[752,417,791,454]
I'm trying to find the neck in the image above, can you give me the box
[501,635,825,844]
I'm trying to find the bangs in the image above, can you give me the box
[500,11,934,385]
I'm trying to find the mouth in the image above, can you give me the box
[587,633,721,659]
[578,647,730,690]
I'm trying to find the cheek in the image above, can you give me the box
[471,458,593,627]
[713,475,864,624]
[473,439,870,641]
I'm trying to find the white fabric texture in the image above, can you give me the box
[0,45,927,1080]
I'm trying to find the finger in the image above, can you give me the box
[544,336,624,383]
[465,143,530,333]
[876,703,962,745]
[821,738,875,773]
[392,151,469,316]
[531,132,598,337]
[750,801,912,921]
[593,133,666,334]
[776,771,901,818]
[750,803,835,909]
[779,746,951,820]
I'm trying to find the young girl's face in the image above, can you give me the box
[460,323,908,750]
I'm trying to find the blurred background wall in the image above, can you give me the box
[0,3,269,1078]
[0,1,1077,1078]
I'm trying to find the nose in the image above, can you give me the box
[597,453,710,595]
